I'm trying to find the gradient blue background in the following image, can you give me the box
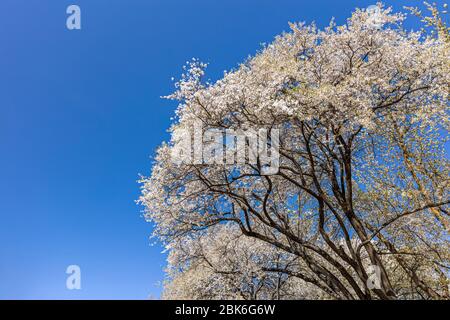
[0,0,437,299]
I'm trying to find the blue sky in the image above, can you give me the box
[0,0,438,299]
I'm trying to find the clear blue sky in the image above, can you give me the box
[0,0,435,299]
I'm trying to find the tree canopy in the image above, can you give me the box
[139,4,450,300]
